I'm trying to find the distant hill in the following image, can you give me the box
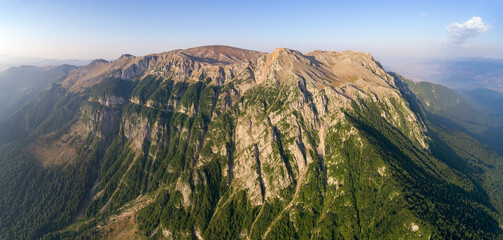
[0,65,77,119]
[461,88,503,116]
[0,55,89,71]
[391,73,503,155]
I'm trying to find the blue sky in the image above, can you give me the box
[0,0,501,60]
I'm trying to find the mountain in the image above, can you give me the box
[461,88,503,116]
[1,45,503,239]
[0,65,77,119]
[392,73,503,155]
[0,55,89,72]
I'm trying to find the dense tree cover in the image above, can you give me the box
[347,101,502,238]
[0,85,71,144]
[391,72,503,155]
[90,77,134,99]
[0,145,99,239]
[0,88,100,239]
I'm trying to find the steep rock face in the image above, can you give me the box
[62,45,265,92]
[2,46,503,239]
[73,47,436,238]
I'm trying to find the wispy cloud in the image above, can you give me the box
[446,17,489,44]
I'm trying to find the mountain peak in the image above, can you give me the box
[119,54,134,59]
[178,45,265,65]
[271,47,296,54]
[268,48,307,61]
[90,59,109,65]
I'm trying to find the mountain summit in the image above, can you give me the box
[176,45,266,64]
[1,46,502,239]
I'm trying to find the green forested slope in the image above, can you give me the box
[391,72,503,155]
[0,87,100,239]
[0,65,76,120]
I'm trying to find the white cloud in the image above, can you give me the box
[447,17,489,44]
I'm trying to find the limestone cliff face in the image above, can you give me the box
[27,45,460,240]
[61,45,265,92]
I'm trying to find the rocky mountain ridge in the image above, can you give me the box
[0,45,502,239]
